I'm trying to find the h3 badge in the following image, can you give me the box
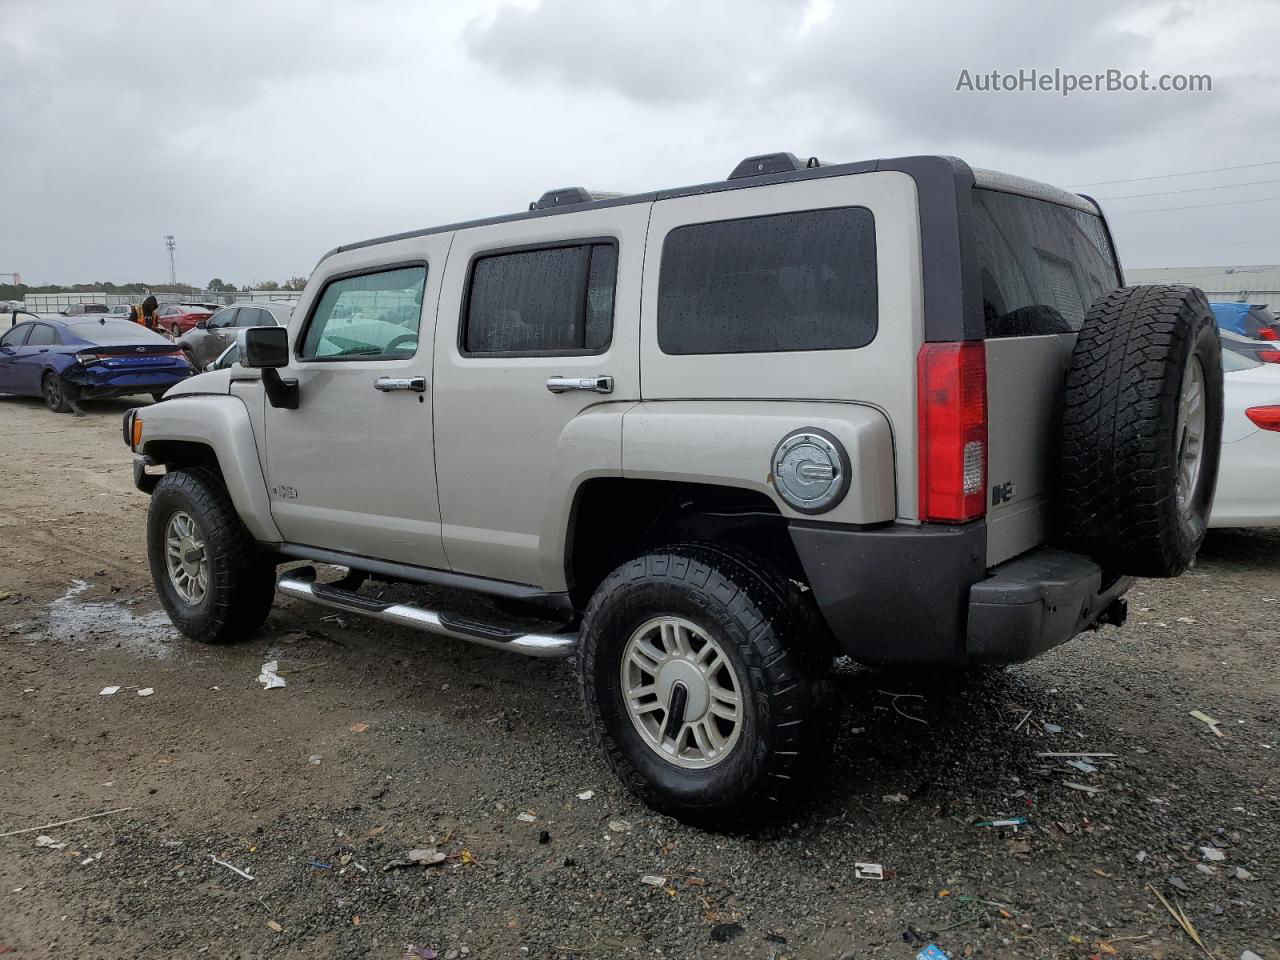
[991,481,1016,506]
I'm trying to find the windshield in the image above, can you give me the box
[1223,348,1262,372]
[66,319,172,344]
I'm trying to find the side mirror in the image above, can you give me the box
[195,318,208,330]
[239,326,289,368]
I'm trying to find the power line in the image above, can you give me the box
[1102,194,1280,215]
[1070,158,1280,188]
[1096,175,1280,201]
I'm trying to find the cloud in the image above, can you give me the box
[2,0,1280,282]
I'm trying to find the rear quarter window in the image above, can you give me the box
[657,207,878,355]
[971,189,1119,338]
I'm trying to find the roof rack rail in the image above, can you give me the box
[727,152,823,180]
[529,188,628,211]
[526,188,583,211]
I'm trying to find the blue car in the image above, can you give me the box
[1210,301,1280,341]
[0,313,193,413]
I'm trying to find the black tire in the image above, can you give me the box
[147,467,277,643]
[41,372,72,413]
[1059,285,1223,577]
[579,543,831,830]
[181,348,197,370]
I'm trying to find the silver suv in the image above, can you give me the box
[124,153,1224,829]
[176,301,293,369]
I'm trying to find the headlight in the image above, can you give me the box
[771,429,850,514]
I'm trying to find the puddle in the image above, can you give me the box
[47,579,178,659]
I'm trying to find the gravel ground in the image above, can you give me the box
[1,395,1277,960]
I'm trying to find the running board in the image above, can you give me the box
[276,568,577,659]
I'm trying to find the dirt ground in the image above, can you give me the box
[0,395,1277,960]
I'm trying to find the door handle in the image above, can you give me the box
[374,376,427,393]
[545,375,613,394]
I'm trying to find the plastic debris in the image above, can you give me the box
[349,722,370,733]
[1065,759,1098,774]
[0,807,133,838]
[1189,710,1223,737]
[854,862,884,880]
[210,855,255,881]
[308,755,322,765]
[137,688,154,697]
[1200,846,1226,862]
[309,861,332,870]
[917,945,951,960]
[1042,722,1063,733]
[257,661,286,690]
[576,789,595,801]
[709,922,745,943]
[403,948,438,960]
[640,874,666,886]
[882,793,909,804]
[976,817,1028,828]
[516,812,537,823]
[1063,781,1104,794]
[34,835,66,850]
[1242,951,1265,960]
[1233,867,1256,881]
[383,849,445,872]
[99,686,120,696]
[80,853,101,866]
[266,920,283,933]
[1036,752,1117,758]
[608,820,632,832]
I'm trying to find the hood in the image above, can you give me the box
[165,369,234,398]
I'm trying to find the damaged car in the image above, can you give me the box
[0,314,192,412]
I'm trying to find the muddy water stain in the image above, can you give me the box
[48,579,178,659]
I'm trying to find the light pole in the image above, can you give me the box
[164,235,176,287]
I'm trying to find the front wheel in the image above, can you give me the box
[147,467,277,643]
[579,544,831,830]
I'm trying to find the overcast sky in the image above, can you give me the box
[3,0,1279,287]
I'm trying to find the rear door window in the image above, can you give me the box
[971,189,1120,338]
[463,242,617,355]
[26,324,60,346]
[657,207,878,355]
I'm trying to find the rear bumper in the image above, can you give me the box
[789,521,1131,665]
[64,366,191,398]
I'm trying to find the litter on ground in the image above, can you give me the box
[854,862,884,880]
[257,661,286,690]
[1190,710,1224,737]
[99,686,120,696]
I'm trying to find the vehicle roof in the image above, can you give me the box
[318,154,1101,264]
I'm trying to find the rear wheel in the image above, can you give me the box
[41,372,71,413]
[1059,285,1223,577]
[148,467,276,643]
[579,543,831,829]
[169,322,182,337]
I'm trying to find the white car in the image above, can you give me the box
[1210,349,1280,527]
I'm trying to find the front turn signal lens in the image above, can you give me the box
[131,418,144,450]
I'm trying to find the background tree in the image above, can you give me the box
[207,278,235,292]
[255,280,281,292]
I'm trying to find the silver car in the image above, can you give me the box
[177,301,292,369]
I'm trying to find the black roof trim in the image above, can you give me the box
[315,155,975,265]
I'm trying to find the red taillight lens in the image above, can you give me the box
[1258,327,1278,341]
[917,341,987,523]
[1246,405,1280,431]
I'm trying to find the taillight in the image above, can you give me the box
[1246,406,1280,432]
[917,341,987,523]
[76,352,101,365]
[1258,327,1278,341]
[1259,349,1280,363]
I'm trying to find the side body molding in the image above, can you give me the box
[138,395,282,543]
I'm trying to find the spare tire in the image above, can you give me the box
[1058,285,1223,578]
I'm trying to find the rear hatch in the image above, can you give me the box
[966,175,1123,565]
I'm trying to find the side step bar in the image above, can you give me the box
[276,568,578,659]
